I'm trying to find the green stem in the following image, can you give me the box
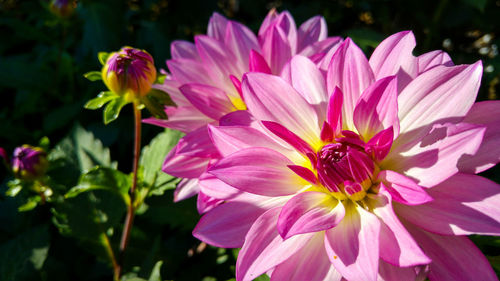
[100,233,119,281]
[116,102,142,280]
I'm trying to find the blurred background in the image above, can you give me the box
[0,0,499,280]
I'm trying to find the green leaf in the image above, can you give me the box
[104,96,129,124]
[38,136,50,151]
[85,91,119,110]
[139,129,183,192]
[17,197,40,212]
[49,124,117,181]
[148,261,163,281]
[84,71,103,81]
[141,95,168,120]
[98,52,110,65]
[0,225,49,281]
[65,166,131,206]
[460,0,487,11]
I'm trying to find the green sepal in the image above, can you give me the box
[83,71,102,81]
[38,136,50,151]
[85,91,119,110]
[18,196,41,212]
[140,88,176,120]
[65,166,131,206]
[155,73,166,84]
[104,96,129,124]
[98,52,110,65]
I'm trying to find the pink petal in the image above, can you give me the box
[260,25,292,75]
[364,127,394,162]
[324,202,380,281]
[236,207,314,281]
[459,100,500,173]
[142,106,212,133]
[368,31,418,89]
[377,170,432,205]
[327,38,375,130]
[367,188,431,267]
[378,260,418,281]
[405,222,498,281]
[398,62,483,134]
[289,55,328,107]
[299,36,342,60]
[176,126,220,158]
[242,73,320,145]
[384,122,485,187]
[353,76,399,140]
[197,191,223,214]
[224,21,260,75]
[174,178,200,202]
[162,145,209,178]
[297,16,327,51]
[219,110,257,126]
[208,147,300,197]
[278,191,345,239]
[287,165,318,185]
[198,172,242,200]
[270,232,342,281]
[167,58,213,85]
[395,173,500,236]
[207,12,228,41]
[208,124,291,157]
[257,8,278,37]
[249,50,272,74]
[417,50,453,73]
[327,87,344,137]
[170,40,199,60]
[153,79,190,106]
[180,83,235,120]
[193,200,271,248]
[261,120,315,157]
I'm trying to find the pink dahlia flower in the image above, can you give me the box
[144,10,341,212]
[194,31,500,281]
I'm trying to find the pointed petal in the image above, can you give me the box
[198,172,242,200]
[207,12,228,40]
[171,40,199,60]
[271,232,342,281]
[417,50,453,73]
[398,62,483,134]
[327,87,344,136]
[278,191,344,239]
[249,50,272,74]
[459,100,500,173]
[208,124,291,157]
[369,31,418,89]
[289,55,328,106]
[174,178,200,202]
[327,38,375,130]
[261,120,315,156]
[208,148,301,196]
[353,76,399,140]
[224,21,260,75]
[396,173,500,236]
[297,16,327,51]
[176,126,220,158]
[299,36,342,59]
[180,83,235,120]
[242,73,320,146]
[260,25,292,75]
[367,188,431,267]
[193,200,271,248]
[236,207,313,281]
[405,222,498,281]
[142,106,211,133]
[377,170,432,205]
[324,202,380,281]
[258,8,278,37]
[365,127,394,162]
[162,146,208,178]
[287,165,318,185]
[384,122,485,187]
[197,191,223,214]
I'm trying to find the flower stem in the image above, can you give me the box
[115,102,142,280]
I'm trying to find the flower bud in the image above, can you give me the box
[11,145,48,180]
[49,0,77,18]
[102,47,157,100]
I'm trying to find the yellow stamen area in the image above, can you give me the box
[229,96,247,111]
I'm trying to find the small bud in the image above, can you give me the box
[11,145,48,180]
[102,47,157,101]
[49,0,77,18]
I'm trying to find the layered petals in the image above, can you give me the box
[377,170,432,205]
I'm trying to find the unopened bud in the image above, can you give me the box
[102,47,157,100]
[11,145,48,180]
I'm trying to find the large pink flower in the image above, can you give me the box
[144,10,341,212]
[194,31,500,280]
